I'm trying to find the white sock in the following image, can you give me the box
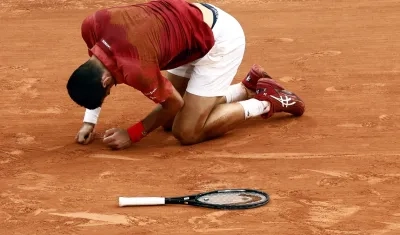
[224,83,247,103]
[238,99,270,119]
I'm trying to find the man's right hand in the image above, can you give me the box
[75,122,95,145]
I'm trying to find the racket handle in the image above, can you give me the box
[118,197,166,207]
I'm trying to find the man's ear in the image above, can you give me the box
[101,72,113,88]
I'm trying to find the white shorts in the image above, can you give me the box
[167,4,246,97]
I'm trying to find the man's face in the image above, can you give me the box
[101,69,116,99]
[98,84,112,107]
[105,84,112,97]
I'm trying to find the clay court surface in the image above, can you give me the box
[1,0,400,234]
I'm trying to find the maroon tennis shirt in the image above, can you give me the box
[81,0,215,103]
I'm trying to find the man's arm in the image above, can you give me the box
[104,84,183,148]
[75,107,102,144]
[140,87,184,134]
[107,54,182,147]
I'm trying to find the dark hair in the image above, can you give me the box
[67,60,106,110]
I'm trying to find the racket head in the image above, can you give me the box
[189,189,270,210]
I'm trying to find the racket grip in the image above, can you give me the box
[118,197,166,207]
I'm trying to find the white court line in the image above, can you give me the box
[49,212,130,225]
[185,152,400,160]
[89,154,140,161]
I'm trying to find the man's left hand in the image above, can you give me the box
[103,128,132,150]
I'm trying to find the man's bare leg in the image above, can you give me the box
[172,81,270,145]
[162,73,254,132]
[160,73,189,131]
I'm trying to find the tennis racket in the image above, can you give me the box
[118,189,269,210]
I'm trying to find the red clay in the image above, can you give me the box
[1,0,400,234]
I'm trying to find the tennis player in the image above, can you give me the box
[66,0,305,150]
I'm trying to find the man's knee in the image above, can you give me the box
[171,92,221,145]
[171,126,202,145]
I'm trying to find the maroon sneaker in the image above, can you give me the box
[255,78,305,119]
[241,64,273,91]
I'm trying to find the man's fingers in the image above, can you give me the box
[75,131,95,144]
[104,138,120,149]
[103,134,115,144]
[106,141,119,149]
[77,133,87,143]
[83,132,94,145]
[103,128,119,143]
[110,140,130,150]
[109,144,119,150]
[104,128,117,138]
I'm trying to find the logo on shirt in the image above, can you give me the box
[101,39,111,50]
[144,88,158,100]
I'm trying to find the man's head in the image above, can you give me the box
[67,56,115,109]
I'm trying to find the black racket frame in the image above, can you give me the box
[164,189,270,210]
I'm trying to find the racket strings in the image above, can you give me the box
[197,192,268,206]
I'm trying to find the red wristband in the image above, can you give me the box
[127,121,147,143]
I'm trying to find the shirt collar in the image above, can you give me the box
[89,39,124,84]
